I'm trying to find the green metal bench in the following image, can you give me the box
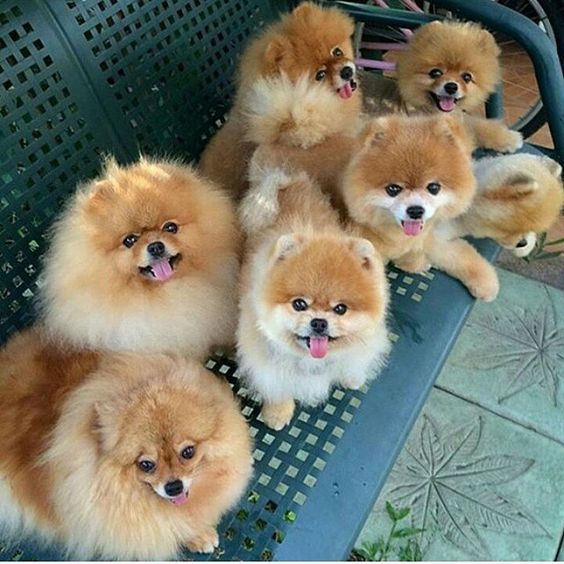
[0,0,562,560]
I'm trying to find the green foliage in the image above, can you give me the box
[350,503,424,561]
[523,232,564,262]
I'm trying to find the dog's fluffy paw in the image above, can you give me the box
[395,254,431,274]
[340,375,366,390]
[492,129,523,153]
[261,400,295,431]
[467,265,500,302]
[186,528,219,554]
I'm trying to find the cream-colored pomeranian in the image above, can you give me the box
[342,114,500,302]
[438,153,564,257]
[237,149,390,430]
[0,328,253,559]
[200,2,362,199]
[39,156,240,360]
[364,20,522,153]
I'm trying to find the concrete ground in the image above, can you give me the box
[354,269,564,560]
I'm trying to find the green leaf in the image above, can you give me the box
[395,507,411,521]
[392,527,424,538]
[544,237,564,246]
[385,501,398,521]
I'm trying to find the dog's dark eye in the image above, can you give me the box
[332,47,344,58]
[315,69,326,81]
[181,446,195,460]
[385,184,403,197]
[292,298,308,312]
[333,303,348,315]
[461,72,473,83]
[162,221,178,233]
[137,459,156,473]
[429,68,443,79]
[427,182,441,195]
[123,234,139,248]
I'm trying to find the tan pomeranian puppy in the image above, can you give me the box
[438,153,564,257]
[237,149,390,430]
[0,328,252,559]
[39,156,240,360]
[342,114,500,302]
[200,2,361,199]
[366,20,522,153]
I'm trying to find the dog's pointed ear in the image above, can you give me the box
[264,35,291,75]
[437,115,473,153]
[478,28,501,57]
[272,233,303,262]
[93,401,122,452]
[290,1,319,21]
[506,173,539,195]
[359,117,390,149]
[486,174,538,200]
[541,156,562,178]
[348,237,376,269]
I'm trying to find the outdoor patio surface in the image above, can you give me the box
[354,268,564,560]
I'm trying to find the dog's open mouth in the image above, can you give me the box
[169,491,188,506]
[296,335,337,359]
[401,219,424,236]
[139,253,181,281]
[337,79,357,100]
[429,92,460,112]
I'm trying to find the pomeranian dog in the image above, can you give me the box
[342,114,500,302]
[0,328,252,559]
[199,2,361,199]
[438,153,564,257]
[366,20,522,153]
[237,149,390,430]
[40,156,240,360]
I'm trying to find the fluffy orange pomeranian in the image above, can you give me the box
[438,153,564,257]
[342,114,500,301]
[199,2,362,199]
[367,20,522,153]
[0,328,252,559]
[39,157,240,359]
[237,148,390,430]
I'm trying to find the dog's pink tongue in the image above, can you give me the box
[309,336,329,359]
[402,220,424,237]
[438,96,456,112]
[171,492,188,506]
[339,82,353,100]
[151,258,173,281]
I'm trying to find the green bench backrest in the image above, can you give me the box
[0,0,282,342]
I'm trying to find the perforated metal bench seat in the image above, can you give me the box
[0,0,562,561]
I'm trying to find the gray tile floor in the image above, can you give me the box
[355,268,564,561]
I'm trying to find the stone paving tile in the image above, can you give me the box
[355,388,564,561]
[437,269,564,443]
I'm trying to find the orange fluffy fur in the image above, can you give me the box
[367,20,522,153]
[40,156,240,359]
[237,148,390,430]
[342,114,500,301]
[0,328,252,559]
[199,2,362,199]
[439,153,564,257]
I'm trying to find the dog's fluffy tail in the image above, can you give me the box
[241,74,350,149]
[239,147,312,236]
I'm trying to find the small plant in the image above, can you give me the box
[523,231,564,262]
[350,502,423,561]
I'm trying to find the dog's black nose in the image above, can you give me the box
[310,318,328,334]
[444,82,458,95]
[340,66,353,80]
[406,206,425,220]
[147,241,166,258]
[164,479,184,497]
[516,238,528,248]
